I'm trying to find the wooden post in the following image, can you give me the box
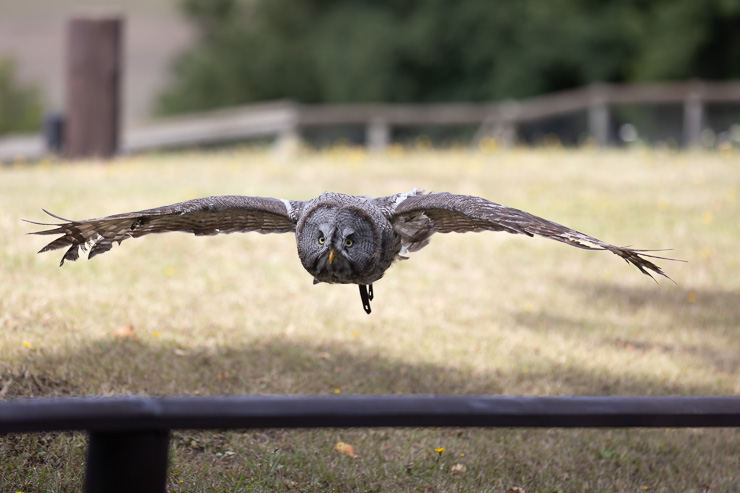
[587,85,611,147]
[366,118,390,152]
[683,91,704,148]
[272,104,301,161]
[588,102,610,148]
[498,101,520,147]
[65,16,123,159]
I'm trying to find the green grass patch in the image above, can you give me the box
[1,147,739,491]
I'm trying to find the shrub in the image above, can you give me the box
[0,57,43,135]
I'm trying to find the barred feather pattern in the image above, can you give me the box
[26,195,299,266]
[388,192,675,281]
[27,190,677,287]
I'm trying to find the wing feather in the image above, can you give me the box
[391,192,678,281]
[26,195,301,266]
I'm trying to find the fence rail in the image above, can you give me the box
[3,395,740,434]
[2,80,740,162]
[1,395,739,492]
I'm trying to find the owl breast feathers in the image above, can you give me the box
[27,189,677,314]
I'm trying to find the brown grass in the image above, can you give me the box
[1,146,739,492]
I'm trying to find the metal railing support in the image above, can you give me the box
[84,431,169,493]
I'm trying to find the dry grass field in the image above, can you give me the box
[1,146,739,492]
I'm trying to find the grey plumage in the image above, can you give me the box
[26,189,675,313]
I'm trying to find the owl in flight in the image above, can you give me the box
[27,189,673,314]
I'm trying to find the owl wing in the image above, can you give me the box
[388,192,675,281]
[26,195,302,266]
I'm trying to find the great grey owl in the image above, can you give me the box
[27,189,673,313]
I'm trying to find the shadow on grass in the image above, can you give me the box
[512,280,739,375]
[2,333,731,401]
[571,281,740,328]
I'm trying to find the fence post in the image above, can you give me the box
[84,430,169,493]
[366,118,390,152]
[473,101,519,149]
[683,84,704,148]
[273,103,301,160]
[588,86,610,147]
[65,16,123,159]
[497,101,520,147]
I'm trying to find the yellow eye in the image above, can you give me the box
[345,238,354,247]
[318,236,325,245]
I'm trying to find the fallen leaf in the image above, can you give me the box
[112,324,138,341]
[173,348,188,356]
[507,488,526,493]
[451,463,467,475]
[335,441,358,458]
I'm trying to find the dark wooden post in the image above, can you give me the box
[65,16,123,159]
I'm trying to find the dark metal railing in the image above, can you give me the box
[2,395,739,493]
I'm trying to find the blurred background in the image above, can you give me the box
[1,0,740,154]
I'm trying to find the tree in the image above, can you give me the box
[0,58,43,135]
[157,0,740,115]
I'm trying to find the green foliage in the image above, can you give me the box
[0,57,43,135]
[158,0,740,114]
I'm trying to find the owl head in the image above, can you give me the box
[296,202,397,285]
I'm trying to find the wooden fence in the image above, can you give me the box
[2,80,740,163]
[2,394,739,492]
[1,15,739,161]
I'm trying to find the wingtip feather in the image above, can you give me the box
[42,209,75,222]
[614,248,680,284]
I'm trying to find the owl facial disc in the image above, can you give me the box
[296,204,384,286]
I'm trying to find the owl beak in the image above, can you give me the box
[328,248,336,265]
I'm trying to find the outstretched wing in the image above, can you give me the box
[26,195,301,266]
[389,192,676,281]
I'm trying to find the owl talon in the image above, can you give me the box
[359,284,372,314]
[368,284,374,301]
